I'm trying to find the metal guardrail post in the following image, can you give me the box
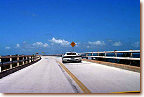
[10,55,13,69]
[17,55,19,66]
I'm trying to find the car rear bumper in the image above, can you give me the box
[62,58,81,62]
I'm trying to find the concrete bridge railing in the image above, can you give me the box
[81,50,140,67]
[0,55,41,78]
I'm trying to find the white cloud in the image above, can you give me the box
[107,39,113,42]
[132,41,140,48]
[49,37,70,46]
[88,41,105,46]
[5,46,11,49]
[16,44,20,48]
[43,43,48,47]
[73,42,79,47]
[32,42,48,47]
[87,46,90,48]
[112,41,122,46]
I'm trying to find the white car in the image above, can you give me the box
[62,52,82,63]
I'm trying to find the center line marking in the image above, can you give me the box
[56,61,91,93]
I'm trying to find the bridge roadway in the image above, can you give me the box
[0,56,140,93]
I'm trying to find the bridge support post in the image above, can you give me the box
[32,56,34,61]
[130,53,133,57]
[22,57,25,65]
[38,56,41,60]
[31,56,33,62]
[33,56,35,61]
[35,56,37,61]
[105,52,106,56]
[35,56,38,61]
[91,53,93,56]
[10,55,12,69]
[0,56,1,72]
[115,53,117,57]
[32,56,34,62]
[29,57,31,63]
[86,53,88,59]
[34,56,36,61]
[38,56,40,60]
[36,56,38,60]
[27,57,29,64]
[26,57,28,64]
[17,56,19,66]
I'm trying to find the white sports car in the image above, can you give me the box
[62,52,82,63]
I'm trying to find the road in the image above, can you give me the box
[0,56,140,93]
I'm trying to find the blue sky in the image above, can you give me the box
[0,0,140,55]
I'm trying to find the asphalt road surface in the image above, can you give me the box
[0,56,140,93]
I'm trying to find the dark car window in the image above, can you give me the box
[67,53,76,55]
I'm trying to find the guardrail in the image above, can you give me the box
[0,55,41,78]
[81,50,140,67]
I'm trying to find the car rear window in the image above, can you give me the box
[67,53,76,55]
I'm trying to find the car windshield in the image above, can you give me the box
[66,53,76,55]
